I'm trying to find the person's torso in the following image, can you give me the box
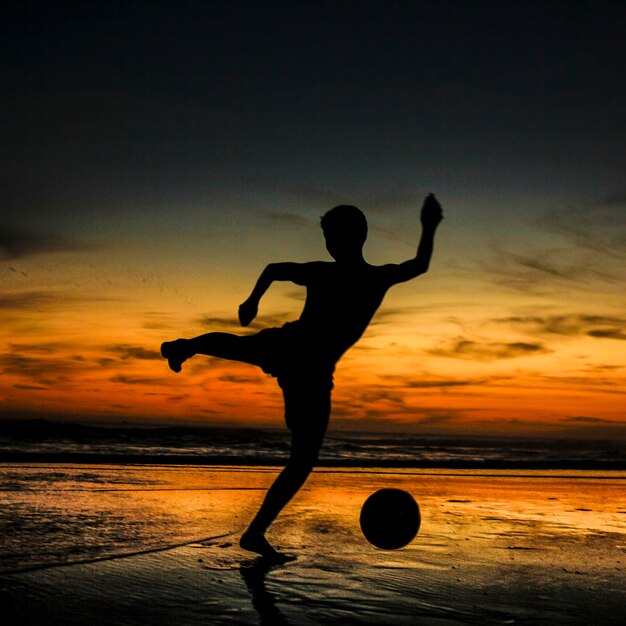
[297,262,391,359]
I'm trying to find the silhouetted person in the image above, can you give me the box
[161,194,443,560]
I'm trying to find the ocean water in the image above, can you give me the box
[1,420,624,468]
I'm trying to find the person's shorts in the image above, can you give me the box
[241,323,335,432]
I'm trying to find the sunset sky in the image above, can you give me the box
[2,1,625,438]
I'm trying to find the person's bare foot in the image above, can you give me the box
[240,531,294,562]
[160,339,189,373]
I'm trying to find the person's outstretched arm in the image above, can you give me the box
[238,262,317,326]
[384,194,443,285]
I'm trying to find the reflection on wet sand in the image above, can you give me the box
[240,557,290,626]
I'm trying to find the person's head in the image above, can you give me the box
[320,205,368,261]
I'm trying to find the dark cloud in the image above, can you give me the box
[0,290,116,312]
[381,373,490,389]
[0,353,87,383]
[195,315,239,330]
[0,226,86,260]
[559,415,626,438]
[479,245,593,292]
[218,374,264,385]
[415,412,460,426]
[334,380,472,421]
[429,338,547,361]
[535,374,626,395]
[1,354,53,377]
[0,291,66,310]
[195,312,294,331]
[537,196,626,259]
[13,383,49,390]
[509,254,575,279]
[8,342,61,355]
[480,192,626,292]
[563,416,614,424]
[109,374,163,385]
[360,389,405,405]
[587,329,626,340]
[264,212,312,228]
[167,394,190,402]
[497,314,626,340]
[107,344,162,360]
[330,406,466,432]
[141,311,179,331]
[142,320,171,330]
[405,379,486,389]
[250,313,296,328]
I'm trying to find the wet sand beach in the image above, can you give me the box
[2,465,625,624]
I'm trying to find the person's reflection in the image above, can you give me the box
[240,557,290,625]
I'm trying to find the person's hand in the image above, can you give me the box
[238,299,258,327]
[420,193,443,229]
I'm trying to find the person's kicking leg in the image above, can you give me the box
[161,332,255,373]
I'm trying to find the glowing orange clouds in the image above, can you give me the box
[2,204,625,439]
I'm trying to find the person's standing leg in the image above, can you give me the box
[240,379,330,559]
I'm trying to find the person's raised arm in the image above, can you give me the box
[385,194,443,285]
[238,262,313,326]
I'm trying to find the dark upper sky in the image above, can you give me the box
[4,0,625,231]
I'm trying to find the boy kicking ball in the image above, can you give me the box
[161,194,443,560]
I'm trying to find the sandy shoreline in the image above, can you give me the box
[2,466,625,624]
